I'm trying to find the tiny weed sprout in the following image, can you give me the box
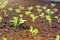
[8,7,13,11]
[3,10,8,16]
[54,16,58,20]
[19,5,24,10]
[45,15,52,25]
[0,0,8,9]
[10,17,18,27]
[42,6,47,10]
[30,14,38,22]
[2,37,7,40]
[19,15,27,25]
[0,16,2,23]
[29,26,39,36]
[15,9,21,13]
[50,11,55,14]
[58,19,60,23]
[45,9,51,14]
[36,5,41,8]
[37,8,42,13]
[25,11,31,15]
[40,13,44,18]
[27,6,34,11]
[53,8,58,12]
[51,3,56,8]
[55,35,60,40]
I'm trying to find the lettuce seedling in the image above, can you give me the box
[25,11,31,15]
[55,35,60,40]
[53,8,58,12]
[19,5,24,10]
[45,9,51,14]
[37,8,42,13]
[0,0,8,9]
[8,7,13,11]
[3,10,8,16]
[30,14,38,22]
[27,6,34,11]
[51,3,56,8]
[0,16,2,23]
[15,9,21,13]
[58,19,60,23]
[54,16,58,20]
[36,5,41,8]
[45,15,52,25]
[40,13,45,18]
[42,6,47,10]
[2,37,7,40]
[19,15,27,25]
[10,17,18,27]
[29,26,39,36]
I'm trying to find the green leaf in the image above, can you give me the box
[27,6,34,11]
[56,35,60,40]
[8,7,13,11]
[54,16,58,20]
[40,13,45,18]
[19,5,24,10]
[37,8,42,13]
[45,15,52,25]
[0,16,2,23]
[36,5,41,8]
[30,14,38,22]
[10,17,18,26]
[51,3,56,8]
[0,0,8,9]
[42,6,47,10]
[45,9,51,14]
[2,37,7,40]
[15,9,21,13]
[53,8,58,12]
[3,10,8,16]
[25,11,31,15]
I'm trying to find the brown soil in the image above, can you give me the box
[0,0,60,40]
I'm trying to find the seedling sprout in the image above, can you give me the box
[29,26,39,36]
[55,35,60,40]
[40,13,45,18]
[42,6,47,10]
[30,14,38,22]
[15,9,21,13]
[45,9,51,14]
[2,37,7,40]
[27,6,34,11]
[0,16,2,23]
[54,16,58,20]
[0,0,8,9]
[25,11,31,15]
[3,10,8,16]
[36,5,41,8]
[37,8,42,13]
[51,3,56,8]
[45,15,52,25]
[53,8,58,12]
[10,17,18,27]
[19,5,24,10]
[8,7,13,11]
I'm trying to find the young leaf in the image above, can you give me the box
[2,37,7,40]
[37,8,42,13]
[53,8,58,12]
[29,26,39,36]
[30,14,38,22]
[0,16,2,23]
[19,5,24,10]
[42,6,47,10]
[27,6,34,11]
[25,11,31,15]
[3,10,8,16]
[56,35,60,40]
[40,13,45,18]
[8,7,13,11]
[51,3,56,8]
[0,0,8,9]
[10,17,18,26]
[36,5,41,8]
[19,15,27,25]
[45,9,51,14]
[45,15,52,25]
[15,9,21,13]
[54,16,58,20]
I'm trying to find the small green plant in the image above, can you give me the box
[27,6,34,11]
[45,15,52,25]
[53,8,58,12]
[36,5,41,8]
[0,16,2,23]
[39,12,45,18]
[0,0,8,9]
[8,7,13,11]
[19,14,27,25]
[51,3,56,8]
[2,37,7,40]
[15,8,21,13]
[42,6,47,10]
[30,14,38,22]
[25,11,31,15]
[55,35,60,40]
[10,17,18,27]
[37,8,42,13]
[3,10,8,16]
[19,5,24,10]
[54,16,59,20]
[29,26,39,36]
